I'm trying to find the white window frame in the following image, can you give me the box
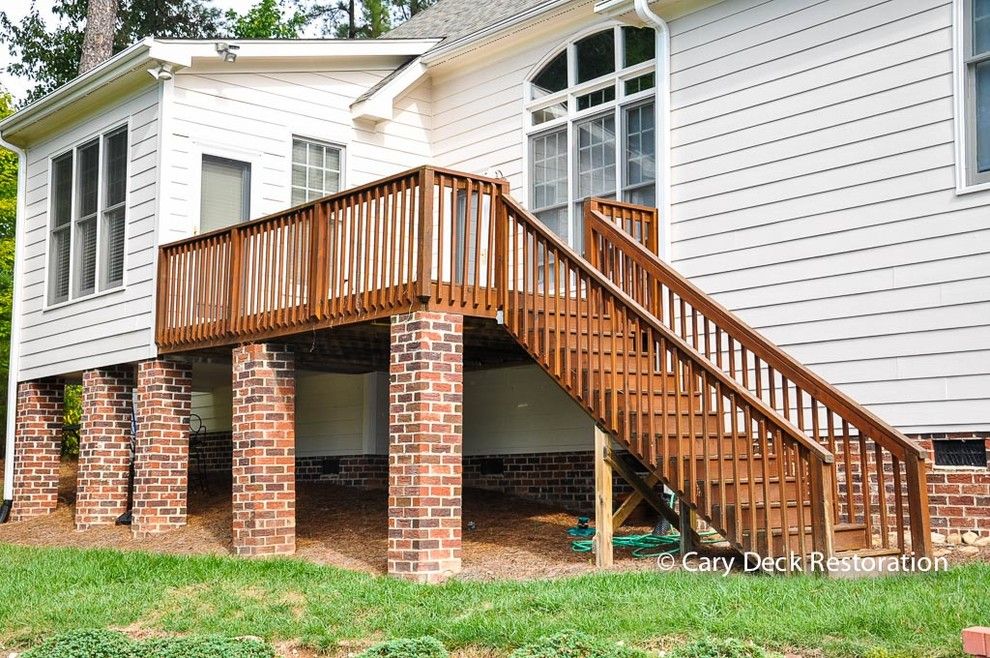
[44,122,129,309]
[290,136,346,206]
[955,0,990,192]
[522,22,661,250]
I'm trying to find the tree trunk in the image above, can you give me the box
[79,0,118,74]
[348,0,356,38]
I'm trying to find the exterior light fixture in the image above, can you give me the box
[215,42,240,63]
[147,62,174,81]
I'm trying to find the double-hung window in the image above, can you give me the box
[526,25,658,251]
[291,137,343,205]
[965,0,990,184]
[48,126,128,305]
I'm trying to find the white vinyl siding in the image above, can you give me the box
[18,86,159,381]
[428,0,990,434]
[159,62,431,243]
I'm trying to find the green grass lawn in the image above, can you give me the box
[0,544,984,657]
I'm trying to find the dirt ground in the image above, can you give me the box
[0,460,658,580]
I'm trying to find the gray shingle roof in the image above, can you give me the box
[386,0,554,41]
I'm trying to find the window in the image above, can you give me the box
[291,138,343,205]
[933,440,988,468]
[200,155,251,233]
[48,126,128,305]
[965,0,990,183]
[526,25,658,251]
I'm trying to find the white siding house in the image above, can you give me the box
[1,0,987,510]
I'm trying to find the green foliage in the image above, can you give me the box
[134,635,275,658]
[509,631,646,658]
[0,90,14,450]
[22,629,275,658]
[227,0,310,39]
[22,629,135,658]
[356,636,448,658]
[668,638,776,658]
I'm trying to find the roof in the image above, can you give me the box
[386,0,555,40]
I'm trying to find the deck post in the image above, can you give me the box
[231,343,296,557]
[76,365,135,530]
[416,167,435,304]
[10,379,64,522]
[594,425,614,568]
[132,359,191,537]
[388,311,463,583]
[679,498,698,556]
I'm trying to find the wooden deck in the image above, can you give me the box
[155,165,931,565]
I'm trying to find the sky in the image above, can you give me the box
[0,0,260,101]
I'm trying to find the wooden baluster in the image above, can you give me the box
[227,226,243,336]
[893,455,905,554]
[841,420,854,525]
[758,417,772,557]
[858,425,873,544]
[875,443,889,549]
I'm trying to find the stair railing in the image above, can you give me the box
[585,200,932,558]
[498,195,836,563]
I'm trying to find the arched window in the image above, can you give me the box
[526,25,658,250]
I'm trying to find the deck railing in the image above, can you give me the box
[156,167,506,350]
[585,202,932,557]
[155,166,930,561]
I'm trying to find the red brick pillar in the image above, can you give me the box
[132,359,191,537]
[10,380,64,522]
[76,366,135,530]
[388,311,463,583]
[232,343,295,557]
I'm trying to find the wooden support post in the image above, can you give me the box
[594,425,613,568]
[606,452,680,533]
[679,498,698,555]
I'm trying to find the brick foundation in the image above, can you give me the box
[132,359,192,537]
[232,344,296,557]
[388,311,463,583]
[188,431,387,489]
[916,436,990,536]
[10,380,64,522]
[76,365,135,530]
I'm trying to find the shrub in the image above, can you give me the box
[355,636,449,658]
[134,636,275,658]
[22,630,136,658]
[22,629,275,658]
[509,631,646,658]
[668,637,776,658]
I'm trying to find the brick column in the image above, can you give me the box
[232,343,295,557]
[10,380,64,522]
[132,359,191,537]
[388,311,463,583]
[76,365,135,530]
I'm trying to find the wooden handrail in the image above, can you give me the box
[586,208,926,461]
[500,196,833,465]
[585,201,931,557]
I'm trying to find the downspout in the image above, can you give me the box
[633,0,672,262]
[0,135,26,522]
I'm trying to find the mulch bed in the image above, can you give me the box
[0,460,657,580]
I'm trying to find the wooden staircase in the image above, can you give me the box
[497,195,933,565]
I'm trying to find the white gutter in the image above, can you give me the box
[632,0,673,262]
[1,136,26,506]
